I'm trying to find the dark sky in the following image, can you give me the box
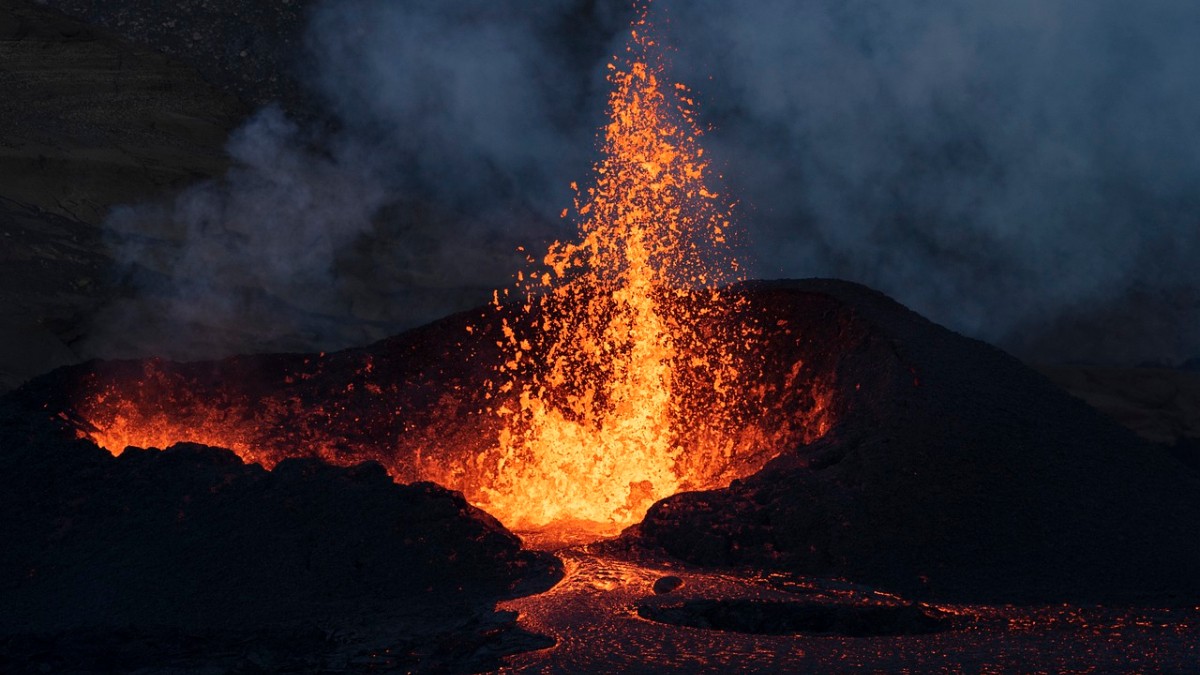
[97,0,1200,366]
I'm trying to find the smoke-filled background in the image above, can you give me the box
[78,0,1200,366]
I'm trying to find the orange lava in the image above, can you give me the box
[476,12,755,533]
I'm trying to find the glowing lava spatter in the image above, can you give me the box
[476,11,749,533]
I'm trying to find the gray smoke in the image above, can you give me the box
[85,0,631,359]
[303,0,617,217]
[90,106,390,358]
[92,0,1200,365]
[654,0,1200,364]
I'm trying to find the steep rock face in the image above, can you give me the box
[0,411,556,632]
[0,0,244,225]
[636,279,1200,603]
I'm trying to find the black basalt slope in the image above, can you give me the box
[635,279,1200,603]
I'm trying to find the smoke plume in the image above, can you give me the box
[91,0,1200,365]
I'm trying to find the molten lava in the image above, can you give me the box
[476,16,753,532]
[68,5,833,541]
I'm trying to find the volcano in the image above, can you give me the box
[3,279,1200,669]
[7,277,1200,595]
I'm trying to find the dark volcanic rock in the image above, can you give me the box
[0,425,556,633]
[634,279,1200,603]
[0,0,247,391]
[652,575,684,595]
[0,370,560,669]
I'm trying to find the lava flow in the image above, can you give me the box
[67,6,833,540]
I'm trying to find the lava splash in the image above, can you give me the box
[477,12,757,532]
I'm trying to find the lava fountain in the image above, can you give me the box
[476,14,752,533]
[66,5,833,540]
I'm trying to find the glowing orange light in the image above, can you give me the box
[473,9,754,533]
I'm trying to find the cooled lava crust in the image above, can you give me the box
[0,430,557,634]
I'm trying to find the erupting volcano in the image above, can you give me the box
[67,9,832,539]
[4,0,1200,671]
